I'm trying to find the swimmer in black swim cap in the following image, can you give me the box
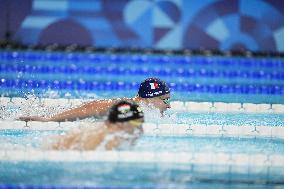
[52,100,144,151]
[19,77,170,122]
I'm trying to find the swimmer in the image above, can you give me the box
[51,100,144,150]
[19,77,170,122]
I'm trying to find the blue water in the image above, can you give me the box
[1,50,284,188]
[1,161,284,189]
[1,129,284,188]
[1,50,284,103]
[2,128,284,188]
[173,112,284,126]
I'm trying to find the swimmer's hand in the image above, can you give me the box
[18,116,50,122]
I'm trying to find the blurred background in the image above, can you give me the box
[0,0,283,103]
[1,0,284,51]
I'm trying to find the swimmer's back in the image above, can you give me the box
[52,126,106,150]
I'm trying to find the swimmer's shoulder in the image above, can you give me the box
[99,97,135,104]
[88,97,134,104]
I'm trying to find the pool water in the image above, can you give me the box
[1,50,284,188]
[0,125,284,188]
[0,130,284,155]
[1,50,284,103]
[162,112,284,126]
[1,161,283,189]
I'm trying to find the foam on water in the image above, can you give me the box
[175,112,284,126]
[2,95,284,128]
[135,135,284,154]
[1,94,284,158]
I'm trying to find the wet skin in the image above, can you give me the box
[145,94,171,114]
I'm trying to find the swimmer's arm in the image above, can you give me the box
[19,99,117,122]
[48,100,114,121]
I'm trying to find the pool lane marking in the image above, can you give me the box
[1,97,284,113]
[0,121,284,139]
[0,150,284,167]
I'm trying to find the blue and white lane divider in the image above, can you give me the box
[1,97,284,113]
[2,63,284,80]
[1,79,283,95]
[0,150,284,168]
[0,121,284,139]
[1,50,283,69]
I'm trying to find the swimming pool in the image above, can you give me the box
[0,119,284,188]
[1,103,284,188]
[0,49,284,188]
[1,50,283,103]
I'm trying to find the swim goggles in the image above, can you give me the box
[162,98,170,105]
[129,120,143,128]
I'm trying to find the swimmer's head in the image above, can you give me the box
[138,77,170,98]
[138,78,171,114]
[108,100,144,124]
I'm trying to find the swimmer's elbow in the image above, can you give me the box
[18,116,50,122]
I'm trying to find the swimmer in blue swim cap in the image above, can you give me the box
[51,100,144,150]
[19,77,170,122]
[137,77,171,113]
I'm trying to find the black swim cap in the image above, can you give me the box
[108,100,144,123]
[138,77,170,98]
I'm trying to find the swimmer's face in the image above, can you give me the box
[147,93,171,114]
[123,118,144,134]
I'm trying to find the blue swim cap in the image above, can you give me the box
[138,78,170,98]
